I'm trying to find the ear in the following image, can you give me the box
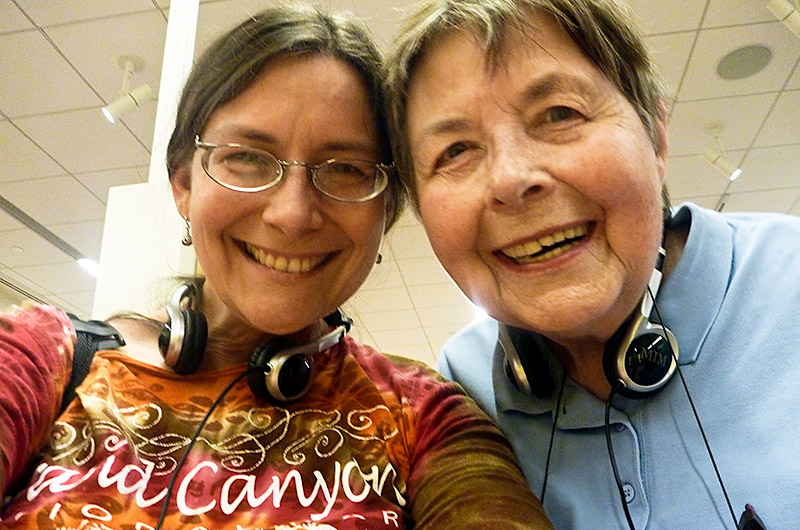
[170,164,192,220]
[653,100,669,182]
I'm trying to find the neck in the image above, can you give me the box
[554,224,689,401]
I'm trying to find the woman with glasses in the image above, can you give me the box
[0,3,552,530]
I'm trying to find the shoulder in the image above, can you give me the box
[1,303,75,350]
[438,316,498,374]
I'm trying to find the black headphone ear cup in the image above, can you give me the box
[248,339,315,403]
[172,309,207,375]
[503,326,555,398]
[603,317,677,399]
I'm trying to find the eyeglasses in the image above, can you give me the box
[194,136,391,203]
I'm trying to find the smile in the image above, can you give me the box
[245,243,329,273]
[501,224,589,264]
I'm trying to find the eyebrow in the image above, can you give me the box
[203,126,379,158]
[519,71,595,106]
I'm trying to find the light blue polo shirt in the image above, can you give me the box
[438,203,800,529]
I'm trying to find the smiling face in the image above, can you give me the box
[406,15,668,346]
[171,54,387,336]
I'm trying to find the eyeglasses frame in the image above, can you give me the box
[193,136,391,203]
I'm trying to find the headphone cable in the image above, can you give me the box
[154,368,251,530]
[605,382,637,530]
[540,369,567,503]
[648,286,737,527]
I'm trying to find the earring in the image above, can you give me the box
[375,252,383,264]
[181,218,192,246]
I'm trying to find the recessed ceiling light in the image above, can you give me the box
[716,44,772,80]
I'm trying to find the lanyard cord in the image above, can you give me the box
[605,383,637,530]
[154,368,251,530]
[647,286,737,527]
[540,369,567,503]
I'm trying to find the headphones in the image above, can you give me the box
[501,247,678,399]
[157,283,352,402]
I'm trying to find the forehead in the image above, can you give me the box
[411,12,600,91]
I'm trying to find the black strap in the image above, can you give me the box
[60,314,126,414]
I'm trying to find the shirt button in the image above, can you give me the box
[622,483,636,503]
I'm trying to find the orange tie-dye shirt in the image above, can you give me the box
[0,305,551,530]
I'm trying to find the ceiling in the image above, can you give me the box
[1,0,799,367]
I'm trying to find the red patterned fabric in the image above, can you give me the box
[0,305,550,529]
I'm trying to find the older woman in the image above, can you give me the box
[0,3,553,529]
[386,0,800,528]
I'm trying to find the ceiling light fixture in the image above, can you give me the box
[702,126,743,182]
[101,55,154,124]
[768,0,800,39]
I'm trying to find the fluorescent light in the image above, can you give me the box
[77,258,101,277]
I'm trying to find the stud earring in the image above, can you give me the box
[181,218,192,246]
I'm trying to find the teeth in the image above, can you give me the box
[503,224,588,263]
[245,243,325,273]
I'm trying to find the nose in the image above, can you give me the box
[485,136,553,211]
[260,165,324,236]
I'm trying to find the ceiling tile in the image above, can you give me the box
[370,327,429,349]
[0,30,101,117]
[667,93,777,156]
[14,0,158,26]
[0,267,56,304]
[360,259,405,290]
[625,0,706,34]
[48,219,106,261]
[671,194,721,211]
[396,256,452,286]
[14,108,151,174]
[0,121,65,183]
[0,210,24,232]
[0,226,72,268]
[45,11,166,112]
[385,224,435,259]
[722,187,800,213]
[787,63,800,90]
[753,90,800,147]
[665,154,733,199]
[679,22,800,101]
[0,2,34,33]
[645,32,695,96]
[416,304,476,329]
[348,286,413,313]
[13,261,97,295]
[734,145,800,193]
[0,175,107,225]
[50,290,96,318]
[703,0,778,28]
[74,165,149,204]
[407,282,470,309]
[355,308,421,332]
